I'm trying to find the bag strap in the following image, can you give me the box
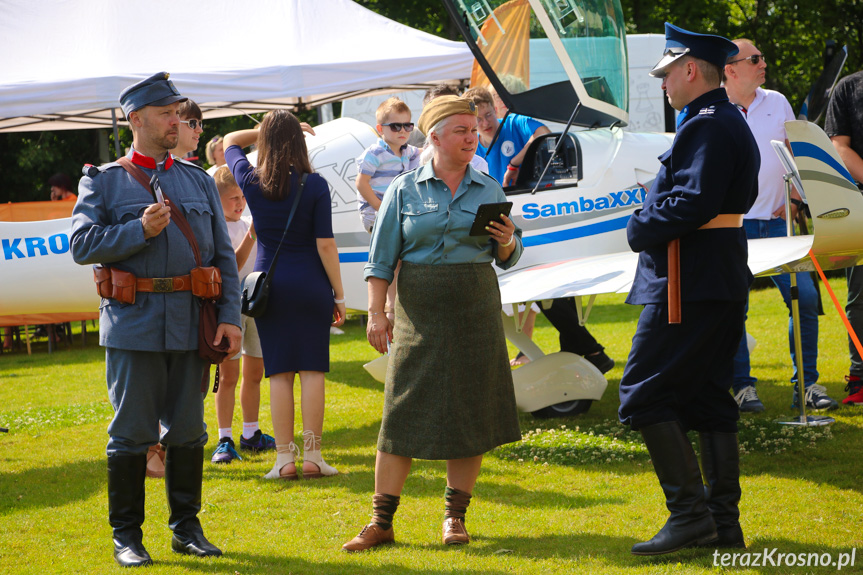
[118,156,202,267]
[264,173,308,276]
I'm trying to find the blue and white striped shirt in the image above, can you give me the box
[356,138,420,231]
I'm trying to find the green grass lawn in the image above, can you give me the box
[1,277,861,574]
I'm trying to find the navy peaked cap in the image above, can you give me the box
[649,23,738,78]
[119,72,187,117]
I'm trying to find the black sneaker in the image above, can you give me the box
[734,385,765,413]
[791,384,839,411]
[585,351,615,374]
[240,430,277,452]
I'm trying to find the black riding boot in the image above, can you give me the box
[631,421,717,556]
[108,454,152,567]
[165,445,222,557]
[699,431,745,548]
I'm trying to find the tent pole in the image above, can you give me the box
[111,109,122,159]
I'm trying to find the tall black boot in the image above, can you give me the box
[699,431,745,548]
[165,446,222,557]
[108,454,152,567]
[631,421,717,556]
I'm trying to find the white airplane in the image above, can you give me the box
[2,0,861,418]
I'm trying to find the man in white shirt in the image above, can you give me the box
[723,39,837,413]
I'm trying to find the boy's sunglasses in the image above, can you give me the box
[728,54,766,66]
[382,122,414,132]
[181,119,204,130]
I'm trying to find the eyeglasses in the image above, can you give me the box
[180,119,203,130]
[478,110,497,123]
[728,54,766,66]
[381,122,414,132]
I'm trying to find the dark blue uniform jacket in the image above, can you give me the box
[626,88,760,305]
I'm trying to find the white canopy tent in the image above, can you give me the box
[0,0,472,132]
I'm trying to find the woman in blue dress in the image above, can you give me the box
[224,111,345,480]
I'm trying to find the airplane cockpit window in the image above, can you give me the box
[511,132,582,194]
[444,0,629,128]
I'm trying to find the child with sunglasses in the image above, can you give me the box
[355,97,421,234]
[355,98,421,323]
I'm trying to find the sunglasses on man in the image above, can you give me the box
[181,119,203,130]
[728,54,766,66]
[381,122,414,132]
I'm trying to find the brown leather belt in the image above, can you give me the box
[136,275,192,293]
[699,213,744,230]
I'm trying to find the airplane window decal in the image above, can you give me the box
[542,0,584,34]
[457,0,505,46]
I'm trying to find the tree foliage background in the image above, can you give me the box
[0,0,860,203]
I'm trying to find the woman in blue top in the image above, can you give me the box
[224,111,345,481]
[343,96,523,552]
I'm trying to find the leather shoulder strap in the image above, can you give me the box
[117,157,152,196]
[118,157,202,267]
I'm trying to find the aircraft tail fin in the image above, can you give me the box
[786,120,863,271]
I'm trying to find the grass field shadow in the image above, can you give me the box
[0,458,103,515]
[169,551,514,574]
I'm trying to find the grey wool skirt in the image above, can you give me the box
[377,262,522,460]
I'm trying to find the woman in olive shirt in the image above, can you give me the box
[343,96,523,552]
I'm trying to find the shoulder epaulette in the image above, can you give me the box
[174,157,207,172]
[81,162,120,178]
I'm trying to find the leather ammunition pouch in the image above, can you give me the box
[93,265,113,299]
[110,268,138,304]
[190,266,222,300]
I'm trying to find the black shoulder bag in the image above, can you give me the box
[241,173,307,318]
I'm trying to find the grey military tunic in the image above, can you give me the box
[71,151,241,455]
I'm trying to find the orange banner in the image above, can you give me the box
[470,0,531,90]
[0,312,98,328]
[0,201,74,222]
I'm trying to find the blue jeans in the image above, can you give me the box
[847,265,863,377]
[732,218,819,392]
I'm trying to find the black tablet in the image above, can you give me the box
[469,202,513,236]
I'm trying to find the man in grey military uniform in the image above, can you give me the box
[71,72,242,567]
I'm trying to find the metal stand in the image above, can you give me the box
[778,172,834,427]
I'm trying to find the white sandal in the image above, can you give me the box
[302,430,338,479]
[264,442,298,480]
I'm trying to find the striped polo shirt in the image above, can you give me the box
[356,138,420,231]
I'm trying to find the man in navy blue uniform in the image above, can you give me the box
[72,73,241,567]
[618,24,759,556]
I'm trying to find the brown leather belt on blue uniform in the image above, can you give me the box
[669,213,744,325]
[698,213,744,229]
[136,275,192,293]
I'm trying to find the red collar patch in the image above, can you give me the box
[130,150,174,170]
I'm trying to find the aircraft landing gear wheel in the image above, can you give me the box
[531,400,593,419]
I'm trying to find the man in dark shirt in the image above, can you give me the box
[619,23,759,556]
[825,70,863,406]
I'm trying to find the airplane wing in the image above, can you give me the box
[498,235,816,307]
[498,122,863,308]
[498,251,637,305]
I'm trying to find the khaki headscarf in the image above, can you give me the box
[417,95,477,136]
